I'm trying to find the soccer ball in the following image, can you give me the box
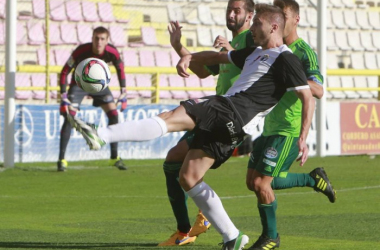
[74,58,111,94]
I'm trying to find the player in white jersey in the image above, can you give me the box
[69,4,315,250]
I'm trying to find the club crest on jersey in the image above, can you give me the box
[264,147,278,159]
[234,43,239,49]
[260,54,269,62]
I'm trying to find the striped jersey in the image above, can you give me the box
[226,44,310,134]
[262,38,323,137]
[59,43,125,93]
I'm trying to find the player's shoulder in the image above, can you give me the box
[71,43,92,58]
[105,44,121,57]
[291,38,315,54]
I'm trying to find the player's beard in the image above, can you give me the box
[226,16,246,32]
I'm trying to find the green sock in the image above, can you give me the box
[271,173,315,190]
[163,162,191,233]
[258,199,278,239]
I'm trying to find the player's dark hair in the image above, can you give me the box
[273,0,300,15]
[93,26,110,37]
[254,3,285,31]
[228,0,255,13]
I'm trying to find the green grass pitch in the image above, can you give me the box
[0,155,379,250]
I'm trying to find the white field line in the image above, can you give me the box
[0,185,379,199]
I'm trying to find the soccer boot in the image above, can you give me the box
[189,212,211,237]
[57,159,68,172]
[67,114,106,150]
[247,234,280,250]
[109,157,127,170]
[309,167,337,203]
[158,230,196,246]
[220,231,249,250]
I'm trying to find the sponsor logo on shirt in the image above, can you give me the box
[264,147,278,159]
[260,54,269,62]
[263,158,277,167]
[226,121,239,149]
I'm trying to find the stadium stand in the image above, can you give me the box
[109,73,122,98]
[368,11,380,30]
[50,73,58,99]
[15,73,32,100]
[60,23,78,44]
[298,7,310,28]
[343,9,358,29]
[37,47,55,66]
[367,76,379,98]
[32,0,45,19]
[31,73,47,100]
[76,23,92,44]
[327,53,340,69]
[125,74,139,99]
[49,22,63,45]
[139,50,155,67]
[350,53,366,69]
[109,25,127,47]
[200,76,216,96]
[334,30,350,51]
[326,76,346,99]
[135,74,152,98]
[123,50,140,67]
[364,52,378,70]
[331,9,346,29]
[27,20,45,45]
[50,0,66,21]
[65,1,83,22]
[306,7,317,28]
[372,32,380,50]
[356,9,371,30]
[360,32,377,52]
[354,76,373,99]
[211,8,225,26]
[82,1,99,22]
[0,22,4,45]
[141,26,159,46]
[0,0,5,19]
[340,76,360,98]
[54,48,71,66]
[197,26,213,47]
[158,74,172,99]
[98,2,115,23]
[0,74,4,100]
[154,50,172,67]
[198,4,214,25]
[170,50,180,67]
[347,30,365,52]
[185,74,204,99]
[168,74,188,99]
[17,22,27,45]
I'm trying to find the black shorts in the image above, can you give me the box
[180,96,246,169]
[68,84,114,108]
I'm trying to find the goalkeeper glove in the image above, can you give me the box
[116,88,128,112]
[60,93,77,115]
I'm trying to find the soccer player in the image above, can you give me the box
[245,1,336,249]
[159,0,255,246]
[69,5,315,249]
[57,26,127,172]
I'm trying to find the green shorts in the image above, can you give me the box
[247,135,299,177]
[179,130,195,146]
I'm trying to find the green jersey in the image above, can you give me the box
[206,29,254,95]
[262,38,323,137]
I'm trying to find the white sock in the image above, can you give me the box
[187,182,239,243]
[98,116,168,143]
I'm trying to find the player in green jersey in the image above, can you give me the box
[245,1,336,249]
[159,0,255,246]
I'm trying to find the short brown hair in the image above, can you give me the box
[273,0,300,15]
[254,3,285,31]
[93,26,110,37]
[229,0,255,13]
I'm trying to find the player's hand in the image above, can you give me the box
[213,35,233,51]
[176,54,191,78]
[168,21,183,50]
[116,88,128,112]
[296,138,309,166]
[60,93,71,115]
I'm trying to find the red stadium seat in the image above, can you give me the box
[15,73,32,100]
[122,50,139,67]
[50,0,66,21]
[76,23,92,44]
[135,74,152,98]
[32,0,45,19]
[185,74,204,99]
[54,48,71,66]
[141,26,159,46]
[37,48,55,66]
[139,50,155,67]
[48,22,63,45]
[168,74,188,99]
[109,25,127,47]
[125,74,139,99]
[82,1,99,22]
[17,22,27,45]
[66,1,83,22]
[60,23,78,44]
[27,20,45,45]
[200,76,216,96]
[97,2,115,23]
[31,73,46,100]
[154,50,171,67]
[158,74,172,99]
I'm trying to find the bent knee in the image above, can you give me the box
[165,141,189,162]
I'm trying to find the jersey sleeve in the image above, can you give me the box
[245,31,255,48]
[228,47,256,69]
[108,45,126,89]
[300,50,324,85]
[279,53,309,91]
[59,46,81,94]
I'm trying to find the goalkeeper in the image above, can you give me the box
[57,26,127,172]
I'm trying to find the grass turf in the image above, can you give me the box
[0,155,379,250]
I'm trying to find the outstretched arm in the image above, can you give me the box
[176,51,230,78]
[308,80,324,99]
[294,88,315,166]
[168,21,211,78]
